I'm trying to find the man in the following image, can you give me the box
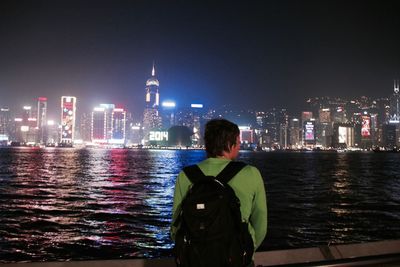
[171,118,267,266]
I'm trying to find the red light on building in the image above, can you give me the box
[361,115,371,138]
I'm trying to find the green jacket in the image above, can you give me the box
[170,157,267,250]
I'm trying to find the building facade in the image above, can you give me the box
[0,108,11,145]
[60,96,77,145]
[37,97,47,144]
[91,104,126,145]
[143,64,162,144]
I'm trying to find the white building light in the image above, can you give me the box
[162,101,176,108]
[191,104,203,108]
[21,126,29,132]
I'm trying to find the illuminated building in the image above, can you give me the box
[255,108,286,147]
[22,105,32,122]
[124,112,139,145]
[191,104,203,146]
[289,118,300,148]
[11,106,37,144]
[361,113,373,148]
[143,64,162,144]
[46,120,59,144]
[174,104,205,146]
[370,113,379,146]
[316,122,333,148]
[301,111,314,146]
[389,80,400,123]
[333,106,347,123]
[303,119,316,147]
[91,107,107,142]
[239,126,254,149]
[175,107,194,127]
[255,111,268,149]
[333,123,354,148]
[375,97,390,126]
[79,113,92,142]
[345,100,360,123]
[319,108,331,123]
[112,108,126,144]
[145,64,160,108]
[307,96,348,114]
[161,101,176,128]
[91,104,126,145]
[256,111,265,127]
[13,117,23,143]
[37,97,47,144]
[382,124,396,149]
[0,108,11,145]
[279,112,289,148]
[128,124,143,146]
[60,96,77,145]
[23,106,37,144]
[301,111,313,126]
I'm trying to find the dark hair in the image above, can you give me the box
[204,119,240,158]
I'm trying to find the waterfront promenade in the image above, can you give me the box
[2,240,400,267]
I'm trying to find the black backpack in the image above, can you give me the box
[173,161,254,267]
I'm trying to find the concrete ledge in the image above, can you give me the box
[2,240,400,267]
[254,240,400,266]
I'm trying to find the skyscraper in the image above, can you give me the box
[389,80,400,123]
[79,112,92,142]
[92,106,108,143]
[91,104,126,145]
[60,96,77,145]
[145,64,160,109]
[112,108,126,144]
[143,64,162,144]
[37,97,47,144]
[0,108,11,145]
[289,118,300,148]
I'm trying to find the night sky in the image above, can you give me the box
[1,0,400,119]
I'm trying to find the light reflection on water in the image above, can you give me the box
[239,151,400,250]
[1,148,400,262]
[0,148,206,262]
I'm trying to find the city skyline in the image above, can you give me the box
[1,1,400,118]
[0,78,399,121]
[1,73,400,149]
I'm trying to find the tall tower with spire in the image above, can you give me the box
[389,79,400,123]
[145,63,160,108]
[142,63,162,144]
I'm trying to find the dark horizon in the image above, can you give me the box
[1,0,400,119]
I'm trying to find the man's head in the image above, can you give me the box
[204,119,240,159]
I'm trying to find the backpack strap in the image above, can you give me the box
[216,161,247,184]
[183,164,206,184]
[183,161,247,184]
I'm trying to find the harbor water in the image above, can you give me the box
[0,147,400,262]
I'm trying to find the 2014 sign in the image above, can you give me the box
[149,131,168,141]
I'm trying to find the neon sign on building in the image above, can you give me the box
[361,115,371,138]
[304,121,315,141]
[149,131,168,141]
[61,96,76,143]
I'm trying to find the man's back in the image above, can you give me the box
[171,157,267,250]
[171,118,268,266]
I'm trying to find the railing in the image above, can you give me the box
[2,240,400,267]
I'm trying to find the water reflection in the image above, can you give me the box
[1,149,400,262]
